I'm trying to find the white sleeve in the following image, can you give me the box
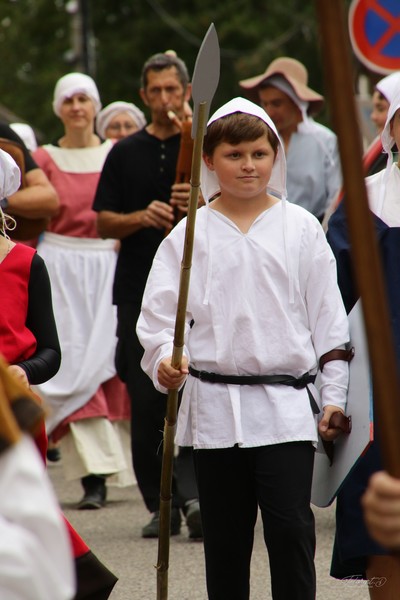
[302,223,350,410]
[0,436,76,600]
[319,358,349,411]
[137,230,191,393]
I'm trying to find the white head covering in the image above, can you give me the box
[376,72,400,104]
[200,97,287,203]
[381,89,400,154]
[52,73,102,117]
[96,101,147,138]
[9,123,38,152]
[373,90,400,218]
[0,148,21,198]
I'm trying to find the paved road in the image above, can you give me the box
[48,459,369,599]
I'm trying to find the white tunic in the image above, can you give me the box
[137,201,349,449]
[0,436,75,600]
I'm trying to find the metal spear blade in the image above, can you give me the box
[191,23,220,138]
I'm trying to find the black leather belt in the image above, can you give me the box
[188,366,316,389]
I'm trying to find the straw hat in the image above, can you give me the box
[239,57,324,115]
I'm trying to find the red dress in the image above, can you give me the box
[0,242,117,598]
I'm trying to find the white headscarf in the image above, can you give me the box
[9,123,38,152]
[0,148,21,198]
[376,72,400,104]
[52,73,102,117]
[374,90,400,218]
[200,97,287,203]
[381,89,400,154]
[96,101,147,139]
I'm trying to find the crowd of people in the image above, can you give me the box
[1,39,400,599]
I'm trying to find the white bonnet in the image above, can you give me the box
[0,148,21,199]
[53,72,102,117]
[10,123,38,152]
[375,72,400,104]
[200,97,287,203]
[381,89,400,153]
[96,101,147,138]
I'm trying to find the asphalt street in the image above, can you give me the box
[48,458,370,600]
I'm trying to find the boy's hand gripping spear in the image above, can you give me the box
[156,24,220,600]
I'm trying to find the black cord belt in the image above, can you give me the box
[188,366,316,389]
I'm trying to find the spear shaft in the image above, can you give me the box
[156,103,207,600]
[315,0,400,476]
[155,23,220,600]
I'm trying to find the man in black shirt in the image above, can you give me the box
[93,52,202,539]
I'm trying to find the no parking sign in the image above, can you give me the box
[349,0,400,73]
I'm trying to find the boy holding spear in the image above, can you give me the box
[137,97,350,599]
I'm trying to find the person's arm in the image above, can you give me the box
[96,200,174,240]
[94,141,174,239]
[302,220,350,440]
[6,168,59,219]
[362,471,400,549]
[16,254,61,385]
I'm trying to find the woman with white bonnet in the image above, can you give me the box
[96,101,146,140]
[327,91,400,598]
[322,72,400,226]
[0,148,77,599]
[365,71,400,174]
[33,72,134,510]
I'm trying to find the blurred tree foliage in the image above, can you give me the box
[0,0,354,142]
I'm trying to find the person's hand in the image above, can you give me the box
[8,365,29,389]
[318,405,345,441]
[158,356,189,390]
[170,182,191,214]
[141,200,174,230]
[362,471,400,549]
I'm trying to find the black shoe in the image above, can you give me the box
[141,508,181,538]
[46,447,61,462]
[78,475,107,510]
[185,500,203,540]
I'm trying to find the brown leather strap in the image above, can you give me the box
[329,411,352,434]
[319,347,355,372]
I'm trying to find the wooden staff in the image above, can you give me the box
[0,374,21,453]
[0,355,45,438]
[156,24,220,600]
[315,0,400,476]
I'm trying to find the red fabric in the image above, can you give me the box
[52,375,130,442]
[33,146,108,239]
[32,421,89,558]
[332,138,383,211]
[63,517,90,557]
[0,244,37,363]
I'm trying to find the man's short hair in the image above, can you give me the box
[141,52,190,91]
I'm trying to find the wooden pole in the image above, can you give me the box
[315,0,400,477]
[156,102,208,600]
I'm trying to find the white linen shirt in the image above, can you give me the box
[287,120,341,218]
[137,201,349,450]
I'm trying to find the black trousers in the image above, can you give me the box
[116,303,198,513]
[194,442,316,600]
